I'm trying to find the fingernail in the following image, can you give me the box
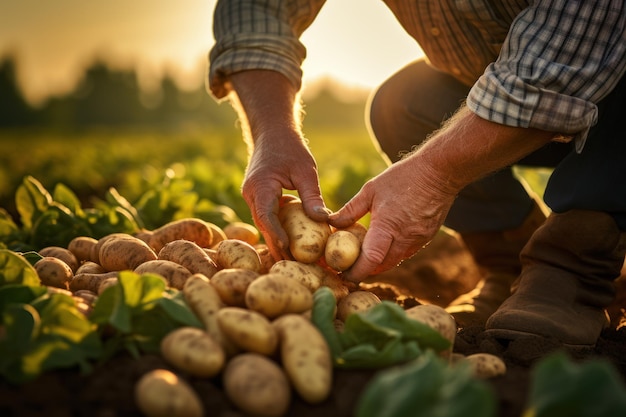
[314,206,332,216]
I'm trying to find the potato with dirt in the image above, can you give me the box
[278,198,332,263]
[69,271,120,293]
[405,304,457,354]
[134,260,192,290]
[147,218,215,252]
[273,314,333,404]
[39,246,79,273]
[336,290,382,321]
[217,307,278,355]
[135,369,203,417]
[324,230,361,272]
[67,236,99,264]
[34,256,74,290]
[245,273,313,319]
[463,353,507,378]
[160,326,225,377]
[98,234,157,272]
[223,353,291,417]
[223,221,261,246]
[157,239,219,279]
[214,238,262,272]
[210,268,259,307]
[182,274,238,356]
[269,259,322,292]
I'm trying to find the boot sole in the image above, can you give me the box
[483,328,597,351]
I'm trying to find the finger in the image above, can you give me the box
[297,182,330,222]
[329,189,371,229]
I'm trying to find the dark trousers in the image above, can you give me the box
[367,59,626,232]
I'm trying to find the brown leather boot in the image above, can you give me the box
[485,210,626,347]
[445,200,548,327]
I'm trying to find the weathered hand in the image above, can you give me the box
[241,130,329,262]
[329,153,457,282]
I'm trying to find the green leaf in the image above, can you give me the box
[156,291,203,328]
[0,249,41,287]
[53,183,83,216]
[311,287,343,358]
[526,352,626,417]
[0,285,47,317]
[30,202,91,249]
[356,351,496,417]
[15,176,53,230]
[89,278,132,333]
[105,187,144,229]
[0,303,41,354]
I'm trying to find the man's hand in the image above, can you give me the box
[228,70,330,262]
[329,153,456,282]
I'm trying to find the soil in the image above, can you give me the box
[1,230,626,417]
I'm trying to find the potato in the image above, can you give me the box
[245,273,313,319]
[34,257,73,290]
[158,239,219,279]
[206,222,227,247]
[97,276,119,295]
[269,260,322,292]
[182,274,238,356]
[135,369,203,417]
[405,304,457,351]
[150,218,214,252]
[464,353,507,378]
[278,199,331,263]
[336,290,381,321]
[319,269,351,301]
[91,233,131,264]
[255,243,275,273]
[73,289,98,305]
[214,239,262,272]
[210,268,259,307]
[98,234,158,272]
[68,236,99,263]
[336,222,367,244]
[273,314,333,404]
[324,230,361,271]
[75,261,106,275]
[217,307,278,356]
[134,260,192,290]
[39,246,79,273]
[69,271,119,293]
[223,353,291,417]
[223,221,261,246]
[160,327,225,377]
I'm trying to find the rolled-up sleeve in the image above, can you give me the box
[467,0,626,151]
[209,0,326,99]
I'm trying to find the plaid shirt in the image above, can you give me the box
[209,0,626,149]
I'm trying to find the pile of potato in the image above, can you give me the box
[31,196,506,417]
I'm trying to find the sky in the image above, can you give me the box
[0,0,423,105]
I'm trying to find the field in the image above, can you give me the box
[1,125,625,417]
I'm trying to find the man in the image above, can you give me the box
[208,1,626,347]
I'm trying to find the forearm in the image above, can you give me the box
[407,106,556,197]
[227,70,303,150]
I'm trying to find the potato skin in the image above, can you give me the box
[405,304,457,346]
[269,260,322,292]
[69,271,119,293]
[67,236,99,264]
[75,261,106,275]
[158,239,219,279]
[135,369,203,417]
[150,218,214,253]
[273,314,333,404]
[223,353,291,417]
[39,246,79,273]
[98,234,158,272]
[245,273,313,319]
[464,353,507,378]
[214,239,262,272]
[160,327,225,377]
[210,268,259,307]
[336,290,381,322]
[134,260,192,290]
[324,230,361,272]
[278,199,331,263]
[182,274,238,356]
[34,257,73,289]
[223,221,261,246]
[217,307,278,356]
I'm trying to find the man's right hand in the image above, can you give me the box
[228,70,330,262]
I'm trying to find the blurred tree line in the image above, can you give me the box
[0,54,368,131]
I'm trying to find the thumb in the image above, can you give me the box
[298,184,331,223]
[329,190,371,229]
